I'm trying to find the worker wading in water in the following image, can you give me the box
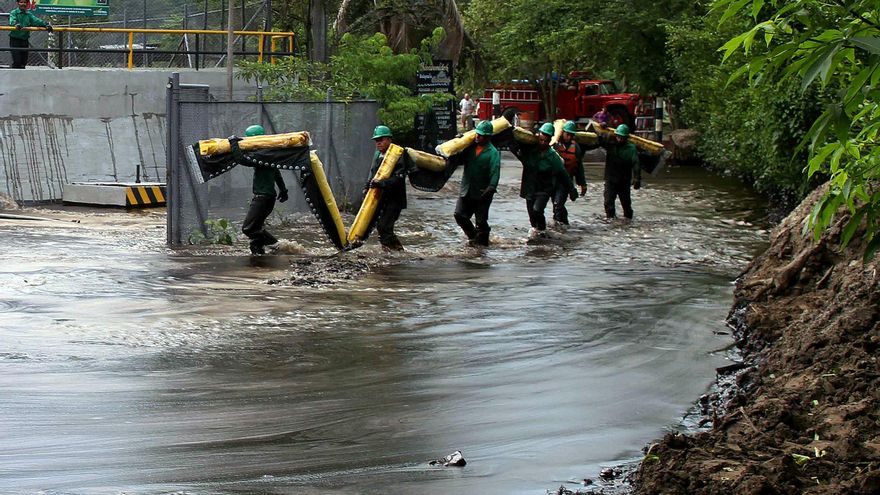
[552,120,588,227]
[599,124,641,220]
[365,125,408,251]
[241,124,289,254]
[516,122,577,238]
[454,120,501,246]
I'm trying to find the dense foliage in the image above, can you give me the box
[715,0,880,258]
[664,8,826,206]
[237,29,450,135]
[461,0,700,97]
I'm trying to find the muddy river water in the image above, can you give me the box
[0,156,769,494]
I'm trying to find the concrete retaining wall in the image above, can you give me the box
[0,68,245,203]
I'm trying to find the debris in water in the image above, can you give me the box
[269,239,308,254]
[428,450,466,467]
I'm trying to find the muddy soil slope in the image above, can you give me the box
[634,185,880,494]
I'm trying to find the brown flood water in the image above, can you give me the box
[0,157,769,494]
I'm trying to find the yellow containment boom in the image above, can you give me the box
[591,124,665,155]
[308,152,348,249]
[513,125,597,147]
[512,126,539,145]
[435,116,512,158]
[405,148,446,172]
[198,131,312,157]
[347,143,405,245]
[550,119,565,146]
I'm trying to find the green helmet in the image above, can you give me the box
[615,124,630,137]
[245,124,265,137]
[475,120,494,136]
[563,120,578,134]
[538,122,555,136]
[372,125,393,140]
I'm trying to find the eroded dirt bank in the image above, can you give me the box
[634,186,880,494]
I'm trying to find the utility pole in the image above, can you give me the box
[227,0,235,99]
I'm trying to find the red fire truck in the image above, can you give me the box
[476,72,656,136]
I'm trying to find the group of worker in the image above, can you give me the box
[239,119,641,255]
[361,119,642,252]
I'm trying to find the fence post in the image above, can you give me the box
[142,0,147,67]
[325,88,334,186]
[654,97,664,143]
[166,73,180,245]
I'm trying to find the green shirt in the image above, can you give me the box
[252,166,286,196]
[9,8,48,41]
[602,138,641,184]
[519,147,575,199]
[460,142,500,198]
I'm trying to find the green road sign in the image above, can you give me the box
[34,0,110,17]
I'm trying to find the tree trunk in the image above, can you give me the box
[309,0,327,63]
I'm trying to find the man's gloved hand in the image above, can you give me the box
[579,185,587,197]
[633,180,641,190]
[569,190,578,202]
[15,24,22,30]
[480,186,496,199]
[46,25,53,33]
[369,179,386,189]
[277,189,289,203]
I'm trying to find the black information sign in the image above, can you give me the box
[415,60,455,151]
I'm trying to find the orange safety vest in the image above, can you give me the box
[556,141,579,176]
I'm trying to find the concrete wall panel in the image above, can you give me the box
[0,68,235,203]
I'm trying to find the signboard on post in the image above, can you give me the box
[415,60,455,151]
[34,0,110,17]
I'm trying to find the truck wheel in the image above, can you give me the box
[502,107,519,126]
[607,107,634,129]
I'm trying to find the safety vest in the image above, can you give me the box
[557,141,579,176]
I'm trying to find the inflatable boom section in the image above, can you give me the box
[589,123,670,176]
[408,116,512,193]
[184,132,348,249]
[347,143,405,246]
[185,131,312,184]
[303,152,348,250]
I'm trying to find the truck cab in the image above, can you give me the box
[477,73,654,134]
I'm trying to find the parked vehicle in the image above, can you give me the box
[476,72,656,136]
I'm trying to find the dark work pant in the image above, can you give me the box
[454,193,494,245]
[552,185,570,225]
[526,192,551,231]
[10,37,29,69]
[604,180,633,219]
[242,194,278,249]
[377,197,404,249]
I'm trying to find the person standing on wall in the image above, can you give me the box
[8,0,52,69]
[241,124,289,255]
[454,120,501,247]
[459,93,474,131]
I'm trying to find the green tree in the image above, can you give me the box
[716,0,880,258]
[664,9,824,205]
[462,0,701,102]
[237,29,450,135]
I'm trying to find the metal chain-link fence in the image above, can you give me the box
[166,76,380,246]
[2,0,280,69]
